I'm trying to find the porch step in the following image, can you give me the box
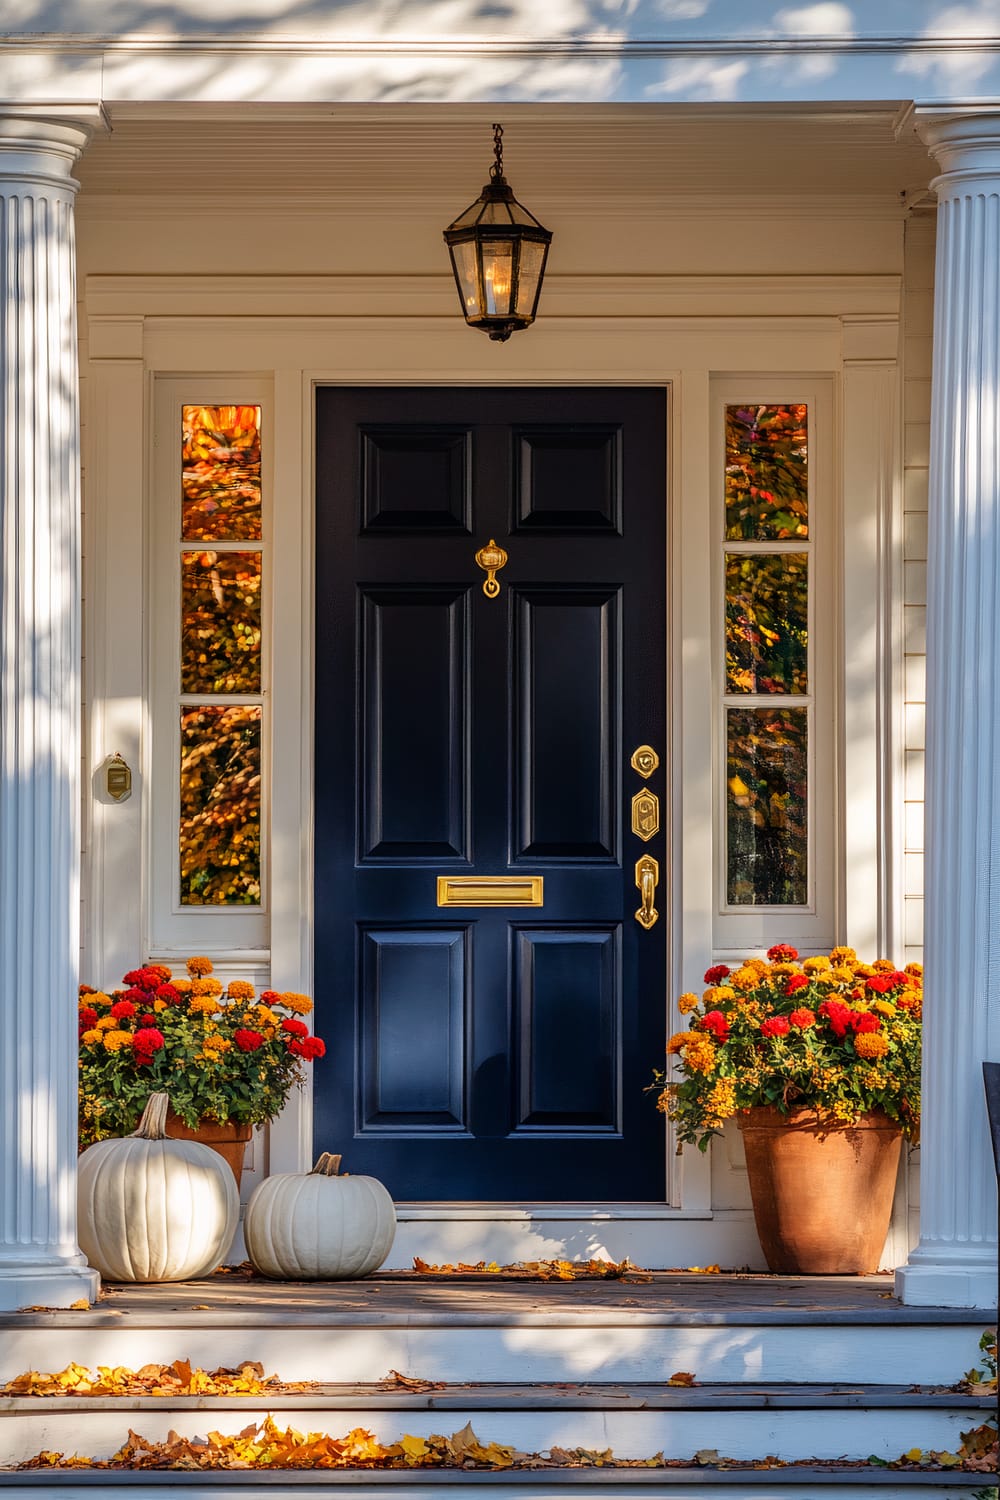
[0,1382,992,1467]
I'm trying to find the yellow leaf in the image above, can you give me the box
[399,1434,430,1462]
[667,1371,696,1387]
[69,1299,90,1310]
[904,1447,924,1462]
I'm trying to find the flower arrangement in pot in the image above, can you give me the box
[651,945,922,1273]
[78,957,325,1182]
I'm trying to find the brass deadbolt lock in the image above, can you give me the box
[106,753,132,803]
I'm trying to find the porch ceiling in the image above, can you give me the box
[76,102,935,208]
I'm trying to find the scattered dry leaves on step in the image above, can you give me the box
[411,1257,651,1281]
[2,1360,315,1398]
[376,1371,447,1392]
[19,1418,1000,1475]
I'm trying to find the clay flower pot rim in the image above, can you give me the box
[737,1105,900,1134]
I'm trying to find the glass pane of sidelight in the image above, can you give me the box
[725,404,808,541]
[725,552,808,694]
[727,707,807,906]
[181,550,262,694]
[180,705,262,906]
[182,404,262,541]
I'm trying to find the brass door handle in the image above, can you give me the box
[635,855,659,930]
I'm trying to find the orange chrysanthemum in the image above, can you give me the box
[281,992,313,1015]
[187,956,214,978]
[192,977,224,998]
[853,1032,890,1060]
[227,980,255,1000]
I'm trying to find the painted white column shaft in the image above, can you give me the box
[897,109,1000,1308]
[0,112,101,1309]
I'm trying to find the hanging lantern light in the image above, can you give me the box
[443,123,552,343]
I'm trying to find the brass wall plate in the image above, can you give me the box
[630,745,659,779]
[631,788,659,842]
[437,875,543,907]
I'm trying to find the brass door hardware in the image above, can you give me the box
[631,788,659,842]
[475,538,508,598]
[106,753,132,803]
[630,745,659,779]
[437,875,543,907]
[634,855,659,930]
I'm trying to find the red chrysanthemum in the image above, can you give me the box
[288,1035,326,1060]
[789,1007,816,1029]
[259,991,282,1005]
[280,1018,309,1038]
[78,1006,99,1029]
[79,984,97,997]
[234,1028,264,1052]
[784,973,809,995]
[138,1013,157,1028]
[132,1027,165,1052]
[110,999,137,1020]
[865,973,896,994]
[851,1011,881,1034]
[123,967,163,992]
[767,944,799,962]
[155,983,181,1004]
[699,1009,730,1042]
[703,964,731,985]
[122,987,148,1005]
[819,998,852,1038]
[760,1015,790,1038]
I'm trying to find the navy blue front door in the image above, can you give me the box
[314,386,666,1200]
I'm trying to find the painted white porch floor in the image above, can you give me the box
[0,1273,995,1494]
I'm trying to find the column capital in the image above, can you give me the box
[906,104,1000,194]
[0,104,108,190]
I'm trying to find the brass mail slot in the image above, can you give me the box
[436,875,544,908]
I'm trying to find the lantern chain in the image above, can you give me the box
[491,122,505,181]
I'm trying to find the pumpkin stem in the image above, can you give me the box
[130,1093,171,1140]
[311,1152,343,1176]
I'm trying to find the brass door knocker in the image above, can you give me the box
[475,538,508,598]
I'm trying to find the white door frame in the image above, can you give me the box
[83,274,901,1262]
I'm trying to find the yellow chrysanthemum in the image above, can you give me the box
[192,977,224,998]
[80,1028,103,1046]
[95,1016,118,1031]
[744,958,769,975]
[684,1035,718,1075]
[831,965,856,984]
[101,1029,133,1052]
[667,1030,698,1055]
[730,967,760,991]
[854,1032,890,1060]
[770,962,800,976]
[830,946,857,964]
[172,978,193,994]
[84,991,112,1009]
[227,980,256,1000]
[654,1087,673,1114]
[677,992,700,1015]
[705,1078,737,1121]
[187,956,214,977]
[871,958,896,973]
[802,955,831,973]
[853,963,875,979]
[255,1005,281,1026]
[281,992,313,1015]
[203,1034,231,1053]
[153,998,169,1012]
[814,972,840,988]
[189,995,220,1015]
[872,999,898,1018]
[904,962,923,978]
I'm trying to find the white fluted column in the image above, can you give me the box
[896,108,1000,1308]
[0,110,104,1309]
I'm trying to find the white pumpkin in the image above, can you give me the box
[244,1152,396,1279]
[77,1092,239,1282]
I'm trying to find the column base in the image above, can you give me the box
[895,1256,998,1309]
[0,1261,99,1312]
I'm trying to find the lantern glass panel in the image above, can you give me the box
[450,240,480,315]
[516,240,547,318]
[482,242,514,316]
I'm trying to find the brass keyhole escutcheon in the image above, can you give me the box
[475,538,508,599]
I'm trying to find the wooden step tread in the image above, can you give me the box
[0,1382,993,1413]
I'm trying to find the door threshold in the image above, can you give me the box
[393,1203,711,1221]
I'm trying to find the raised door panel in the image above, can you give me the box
[360,426,472,533]
[513,425,623,533]
[513,927,621,1133]
[360,586,470,862]
[359,927,469,1131]
[511,587,621,862]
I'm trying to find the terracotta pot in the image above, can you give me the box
[737,1107,903,1274]
[164,1108,253,1188]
